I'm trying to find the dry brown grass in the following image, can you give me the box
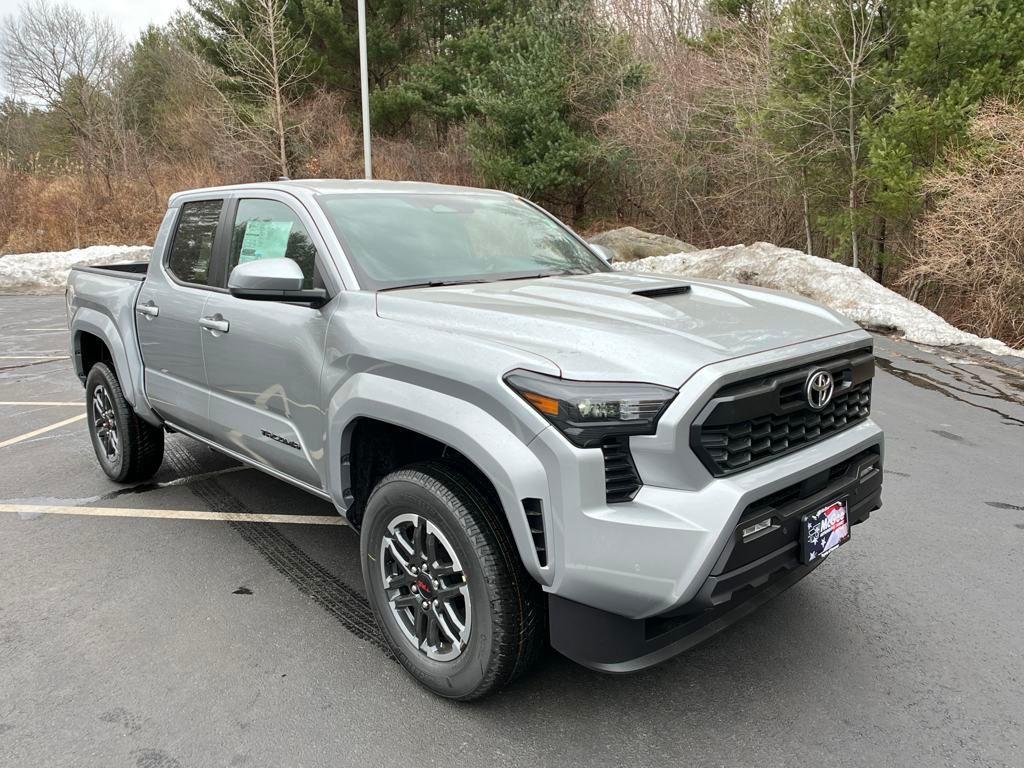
[0,160,236,253]
[296,94,478,186]
[1,99,480,255]
[906,101,1024,348]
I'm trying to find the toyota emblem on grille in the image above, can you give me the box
[805,369,835,410]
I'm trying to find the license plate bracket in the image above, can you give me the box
[800,499,850,564]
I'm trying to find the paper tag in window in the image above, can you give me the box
[239,220,293,262]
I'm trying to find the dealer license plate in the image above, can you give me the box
[801,499,850,563]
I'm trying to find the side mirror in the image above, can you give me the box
[228,258,328,307]
[590,244,615,265]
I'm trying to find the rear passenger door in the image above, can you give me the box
[200,196,333,490]
[136,198,226,436]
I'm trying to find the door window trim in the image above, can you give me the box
[218,195,334,301]
[163,197,231,293]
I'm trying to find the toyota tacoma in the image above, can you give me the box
[66,180,883,699]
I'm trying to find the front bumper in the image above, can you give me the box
[531,417,883,618]
[549,446,882,672]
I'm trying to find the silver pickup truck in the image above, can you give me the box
[66,180,883,699]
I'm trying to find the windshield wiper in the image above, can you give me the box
[379,269,589,292]
[379,278,487,292]
[493,269,589,282]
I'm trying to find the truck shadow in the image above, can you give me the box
[457,579,873,758]
[153,432,877,741]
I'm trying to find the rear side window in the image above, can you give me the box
[167,200,223,286]
[228,199,318,289]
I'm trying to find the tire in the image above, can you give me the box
[360,462,545,700]
[85,362,164,483]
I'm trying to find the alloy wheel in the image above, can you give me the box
[92,384,119,462]
[379,513,471,661]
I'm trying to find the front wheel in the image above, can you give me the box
[360,462,545,700]
[85,363,164,483]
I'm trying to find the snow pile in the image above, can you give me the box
[0,245,151,293]
[618,241,1024,358]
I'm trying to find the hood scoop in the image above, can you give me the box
[632,284,691,299]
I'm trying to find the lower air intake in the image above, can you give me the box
[602,437,642,503]
[522,498,547,566]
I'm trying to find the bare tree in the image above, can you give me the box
[197,0,312,178]
[598,11,805,248]
[771,0,892,268]
[0,0,128,176]
[599,0,709,57]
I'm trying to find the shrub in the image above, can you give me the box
[907,101,1024,348]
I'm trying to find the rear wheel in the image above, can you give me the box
[360,462,545,700]
[85,363,164,483]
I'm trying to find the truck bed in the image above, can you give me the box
[66,263,149,407]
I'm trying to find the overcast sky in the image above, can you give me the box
[1,0,192,98]
[8,0,192,42]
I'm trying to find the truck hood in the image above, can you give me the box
[375,271,860,387]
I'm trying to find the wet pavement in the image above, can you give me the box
[0,295,1022,768]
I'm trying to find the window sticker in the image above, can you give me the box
[239,219,293,263]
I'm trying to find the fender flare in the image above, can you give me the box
[73,309,137,404]
[72,308,162,425]
[326,373,553,584]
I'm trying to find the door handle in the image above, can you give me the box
[199,315,230,334]
[136,302,159,318]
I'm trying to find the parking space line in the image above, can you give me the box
[0,503,347,525]
[23,328,66,331]
[0,401,81,406]
[0,355,68,360]
[0,413,86,448]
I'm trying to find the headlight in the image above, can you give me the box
[504,370,676,448]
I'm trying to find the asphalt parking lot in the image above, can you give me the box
[1,294,1022,768]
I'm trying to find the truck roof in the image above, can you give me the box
[168,179,513,206]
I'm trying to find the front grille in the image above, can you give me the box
[602,437,642,503]
[716,447,881,575]
[692,349,874,477]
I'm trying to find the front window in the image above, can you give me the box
[228,198,319,289]
[316,193,608,290]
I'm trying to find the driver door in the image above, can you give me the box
[200,196,332,489]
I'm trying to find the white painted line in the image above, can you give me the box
[0,413,87,448]
[0,355,68,360]
[23,328,66,332]
[121,465,251,492]
[0,401,81,406]
[0,503,347,526]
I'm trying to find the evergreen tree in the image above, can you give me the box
[866,0,1024,224]
[462,4,642,219]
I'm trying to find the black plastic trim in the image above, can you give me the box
[601,437,642,503]
[632,285,691,298]
[712,446,881,577]
[691,348,875,477]
[550,560,824,673]
[70,263,148,280]
[522,498,547,566]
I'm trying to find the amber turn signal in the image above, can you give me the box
[522,391,560,416]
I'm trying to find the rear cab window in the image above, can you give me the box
[166,200,224,287]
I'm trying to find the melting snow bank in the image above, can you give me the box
[0,245,151,294]
[618,242,1024,359]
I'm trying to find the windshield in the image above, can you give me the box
[316,192,609,290]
